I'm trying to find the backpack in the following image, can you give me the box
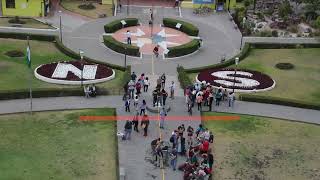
[170,135,174,143]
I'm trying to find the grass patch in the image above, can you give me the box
[203,112,320,180]
[231,48,320,104]
[61,1,113,18]
[0,38,125,94]
[0,108,117,180]
[0,17,54,29]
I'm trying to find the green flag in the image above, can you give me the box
[26,45,31,68]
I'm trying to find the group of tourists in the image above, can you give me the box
[151,123,215,180]
[185,81,236,115]
[123,111,150,140]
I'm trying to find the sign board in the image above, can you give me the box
[192,0,214,4]
[175,23,182,29]
[120,20,127,26]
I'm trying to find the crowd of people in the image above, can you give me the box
[151,124,215,180]
[84,84,97,98]
[185,81,236,115]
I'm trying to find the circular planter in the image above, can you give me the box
[35,60,115,85]
[196,68,276,92]
[275,63,294,70]
[4,50,24,57]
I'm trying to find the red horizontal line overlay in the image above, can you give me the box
[79,116,240,121]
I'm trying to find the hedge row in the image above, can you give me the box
[163,18,199,36]
[185,43,251,73]
[239,94,320,110]
[103,35,140,57]
[0,32,55,41]
[250,43,320,49]
[177,66,193,90]
[104,18,138,33]
[167,39,200,58]
[55,37,127,71]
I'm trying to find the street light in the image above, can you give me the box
[59,10,62,44]
[240,34,243,50]
[124,47,127,67]
[79,49,84,87]
[233,57,239,93]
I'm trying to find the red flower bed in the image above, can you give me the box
[197,68,275,91]
[36,60,114,81]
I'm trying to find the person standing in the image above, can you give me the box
[228,91,235,107]
[170,148,178,171]
[125,98,130,112]
[196,94,203,111]
[126,30,132,45]
[124,120,132,140]
[134,93,139,107]
[159,107,167,129]
[143,77,150,92]
[152,89,158,107]
[135,80,142,95]
[160,73,166,88]
[208,91,214,111]
[128,80,135,99]
[215,89,222,106]
[169,81,175,99]
[140,99,147,115]
[141,114,150,136]
[187,126,194,147]
[161,88,168,106]
[132,111,139,132]
[131,72,137,82]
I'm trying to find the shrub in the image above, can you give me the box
[275,63,294,70]
[259,30,272,37]
[239,94,320,110]
[287,25,298,33]
[104,18,138,33]
[4,50,24,57]
[8,16,26,24]
[78,3,96,10]
[185,43,251,73]
[167,39,200,58]
[54,37,126,71]
[163,18,199,36]
[272,30,278,37]
[0,32,55,41]
[103,35,140,57]
[177,66,192,89]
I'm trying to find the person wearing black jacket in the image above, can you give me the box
[124,120,132,140]
[132,112,139,132]
[141,114,150,136]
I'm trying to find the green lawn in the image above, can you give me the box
[232,48,320,103]
[61,1,113,18]
[0,38,125,94]
[203,112,320,180]
[0,109,117,180]
[0,17,54,29]
[188,48,320,104]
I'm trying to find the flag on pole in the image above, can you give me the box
[26,45,31,68]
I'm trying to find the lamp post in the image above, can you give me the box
[240,34,243,50]
[127,0,129,16]
[79,49,84,87]
[59,10,63,43]
[124,48,127,67]
[228,0,231,12]
[233,57,239,93]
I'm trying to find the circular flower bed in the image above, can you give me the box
[196,68,275,92]
[78,3,96,10]
[4,50,24,57]
[35,60,115,85]
[275,63,294,70]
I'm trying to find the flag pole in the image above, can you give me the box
[27,36,33,115]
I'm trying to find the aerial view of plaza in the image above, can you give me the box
[0,0,319,180]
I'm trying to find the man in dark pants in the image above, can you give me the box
[152,89,158,107]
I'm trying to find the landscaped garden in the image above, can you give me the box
[0,38,127,97]
[187,48,320,107]
[60,0,113,18]
[0,17,55,29]
[203,112,320,180]
[0,108,117,180]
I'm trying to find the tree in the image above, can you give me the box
[279,0,293,19]
[303,0,320,20]
[314,16,320,29]
[292,0,303,12]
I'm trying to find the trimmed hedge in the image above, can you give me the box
[55,37,127,71]
[239,94,320,110]
[167,39,200,58]
[104,18,138,33]
[163,18,199,36]
[177,66,193,90]
[0,32,55,41]
[250,43,320,49]
[103,35,140,57]
[185,43,251,73]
